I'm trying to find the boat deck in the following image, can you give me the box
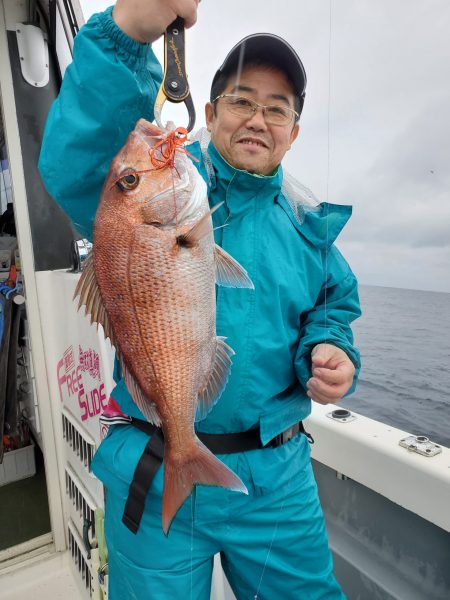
[0,551,236,600]
[0,552,83,600]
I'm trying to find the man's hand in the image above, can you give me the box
[306,343,355,405]
[113,0,200,44]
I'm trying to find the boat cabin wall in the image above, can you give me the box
[4,20,78,270]
[0,0,88,560]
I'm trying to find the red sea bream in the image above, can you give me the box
[74,120,253,533]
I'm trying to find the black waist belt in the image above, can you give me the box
[122,419,313,534]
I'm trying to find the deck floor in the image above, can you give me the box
[0,444,51,551]
[0,550,236,600]
[0,552,84,599]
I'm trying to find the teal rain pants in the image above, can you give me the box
[99,431,345,600]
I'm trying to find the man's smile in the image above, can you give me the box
[235,136,269,149]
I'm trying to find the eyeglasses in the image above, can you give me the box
[212,94,299,126]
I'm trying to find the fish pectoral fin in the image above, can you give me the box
[214,245,254,289]
[73,254,116,346]
[120,356,162,426]
[195,337,235,422]
[176,202,224,248]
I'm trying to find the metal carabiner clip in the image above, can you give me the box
[154,17,196,132]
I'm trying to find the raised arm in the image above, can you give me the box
[38,0,200,240]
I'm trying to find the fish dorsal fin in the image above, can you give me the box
[176,202,224,248]
[195,337,235,422]
[214,245,254,289]
[73,254,116,346]
[119,354,162,426]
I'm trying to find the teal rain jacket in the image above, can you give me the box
[38,8,361,496]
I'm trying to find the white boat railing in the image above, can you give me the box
[306,402,450,533]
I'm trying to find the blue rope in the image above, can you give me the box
[0,281,22,299]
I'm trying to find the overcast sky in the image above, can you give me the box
[80,1,450,293]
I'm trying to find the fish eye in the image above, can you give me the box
[117,173,140,191]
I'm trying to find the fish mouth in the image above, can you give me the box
[236,137,269,149]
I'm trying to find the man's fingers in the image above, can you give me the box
[307,377,348,403]
[309,344,355,404]
[313,366,353,385]
[113,0,200,43]
[176,0,200,28]
[307,388,336,405]
[311,354,328,368]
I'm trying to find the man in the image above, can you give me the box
[39,1,361,598]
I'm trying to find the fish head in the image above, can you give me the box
[100,119,205,229]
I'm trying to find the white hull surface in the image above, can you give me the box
[307,406,450,600]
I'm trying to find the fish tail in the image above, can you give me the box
[162,439,248,535]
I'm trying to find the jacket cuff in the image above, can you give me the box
[97,6,151,58]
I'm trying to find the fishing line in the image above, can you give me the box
[190,488,196,600]
[230,41,247,93]
[147,128,200,227]
[253,2,334,596]
[253,468,298,600]
[171,167,179,228]
[324,0,333,349]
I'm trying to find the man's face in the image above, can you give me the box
[205,65,300,176]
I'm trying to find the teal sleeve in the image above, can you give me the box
[38,6,163,241]
[295,246,362,394]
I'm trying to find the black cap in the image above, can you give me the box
[210,33,307,106]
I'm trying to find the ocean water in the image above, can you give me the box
[340,285,450,448]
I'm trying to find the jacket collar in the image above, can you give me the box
[276,193,352,248]
[207,142,283,207]
[187,139,352,246]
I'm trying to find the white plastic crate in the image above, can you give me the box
[0,441,36,486]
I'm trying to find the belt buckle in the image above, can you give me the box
[270,422,301,448]
[283,422,301,445]
[271,426,292,447]
[272,433,283,447]
[282,426,294,445]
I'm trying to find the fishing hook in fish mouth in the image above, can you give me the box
[147,128,193,228]
[108,129,197,191]
[149,127,198,171]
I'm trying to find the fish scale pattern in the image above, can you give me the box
[92,136,221,449]
[131,227,216,439]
